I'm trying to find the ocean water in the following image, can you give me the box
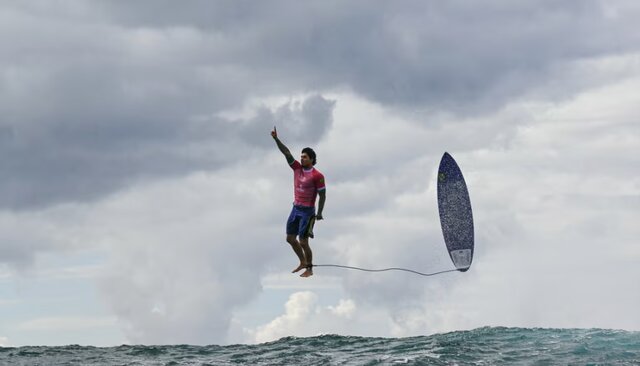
[1,327,639,365]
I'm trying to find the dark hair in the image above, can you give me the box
[301,147,317,166]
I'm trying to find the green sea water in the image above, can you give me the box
[1,327,638,365]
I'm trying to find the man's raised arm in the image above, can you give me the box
[271,126,295,165]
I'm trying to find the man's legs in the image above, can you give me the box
[286,234,307,273]
[299,236,313,277]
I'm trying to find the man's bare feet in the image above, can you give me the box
[292,263,307,273]
[300,268,313,278]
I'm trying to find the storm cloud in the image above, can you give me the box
[2,1,639,209]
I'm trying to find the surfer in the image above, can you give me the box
[271,126,326,278]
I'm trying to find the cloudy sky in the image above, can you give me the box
[1,1,639,346]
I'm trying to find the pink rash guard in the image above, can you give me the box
[290,160,326,207]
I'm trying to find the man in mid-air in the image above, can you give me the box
[271,126,326,278]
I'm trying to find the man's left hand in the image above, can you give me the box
[316,214,323,220]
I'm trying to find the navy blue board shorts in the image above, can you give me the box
[286,205,315,238]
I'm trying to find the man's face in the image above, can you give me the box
[300,153,312,167]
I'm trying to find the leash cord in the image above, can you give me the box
[312,264,459,277]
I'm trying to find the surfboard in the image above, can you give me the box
[437,152,474,272]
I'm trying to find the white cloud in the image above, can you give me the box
[328,299,356,318]
[246,291,385,344]
[0,336,11,347]
[249,291,319,343]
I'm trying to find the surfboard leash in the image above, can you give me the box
[311,264,460,277]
